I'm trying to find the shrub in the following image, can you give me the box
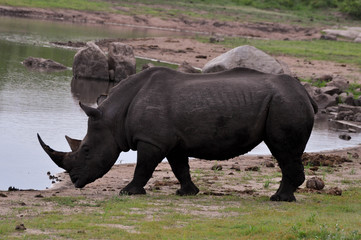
[339,0,361,19]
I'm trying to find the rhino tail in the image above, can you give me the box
[308,93,318,114]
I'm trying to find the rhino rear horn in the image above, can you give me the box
[97,94,108,106]
[37,134,68,170]
[65,135,81,152]
[79,102,102,119]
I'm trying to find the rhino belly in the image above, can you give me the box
[180,117,266,160]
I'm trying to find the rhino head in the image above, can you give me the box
[38,102,120,188]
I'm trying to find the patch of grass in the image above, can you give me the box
[300,78,328,88]
[202,36,361,67]
[345,83,361,99]
[1,189,361,239]
[43,196,86,207]
[0,0,112,11]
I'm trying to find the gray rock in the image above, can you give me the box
[323,27,361,40]
[336,110,354,120]
[320,34,337,41]
[326,78,349,92]
[337,92,348,104]
[354,113,361,122]
[314,93,336,109]
[142,63,155,71]
[339,134,351,141]
[338,104,361,114]
[317,74,333,82]
[202,45,286,74]
[321,86,341,95]
[177,61,200,73]
[355,37,361,43]
[23,57,67,72]
[73,42,109,80]
[344,96,356,106]
[108,43,136,82]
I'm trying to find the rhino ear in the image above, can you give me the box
[79,102,102,119]
[65,135,81,152]
[97,94,107,106]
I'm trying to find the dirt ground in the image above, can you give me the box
[1,5,361,219]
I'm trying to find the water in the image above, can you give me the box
[1,17,361,190]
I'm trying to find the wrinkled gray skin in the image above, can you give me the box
[38,67,317,201]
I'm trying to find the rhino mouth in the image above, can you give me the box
[69,172,86,188]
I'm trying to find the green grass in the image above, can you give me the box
[0,0,360,27]
[0,0,112,11]
[201,36,361,67]
[1,189,361,239]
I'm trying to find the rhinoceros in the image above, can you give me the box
[38,67,317,201]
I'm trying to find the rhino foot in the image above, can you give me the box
[120,185,146,195]
[270,193,296,202]
[176,183,199,196]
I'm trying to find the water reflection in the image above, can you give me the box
[71,77,115,105]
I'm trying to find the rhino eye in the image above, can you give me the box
[82,145,90,153]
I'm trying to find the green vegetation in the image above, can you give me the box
[1,189,361,239]
[345,83,361,99]
[1,0,361,27]
[0,0,112,11]
[200,37,361,67]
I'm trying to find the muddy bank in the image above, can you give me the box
[0,5,321,40]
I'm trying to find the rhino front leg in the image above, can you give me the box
[167,150,199,196]
[120,142,164,195]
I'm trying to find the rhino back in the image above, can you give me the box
[124,68,272,157]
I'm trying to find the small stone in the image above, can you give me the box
[142,63,155,70]
[326,187,342,196]
[34,194,44,198]
[348,128,357,133]
[245,166,260,171]
[339,134,351,141]
[15,224,26,231]
[265,161,275,168]
[306,177,325,190]
[231,164,241,171]
[195,55,207,59]
[309,166,319,171]
[0,193,7,197]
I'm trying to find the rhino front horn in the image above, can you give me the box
[37,134,68,170]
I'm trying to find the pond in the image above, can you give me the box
[1,17,360,191]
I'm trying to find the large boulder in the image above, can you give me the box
[108,43,136,82]
[202,45,287,74]
[23,57,67,72]
[73,42,109,80]
[323,27,361,42]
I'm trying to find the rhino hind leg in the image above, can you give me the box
[120,142,164,195]
[270,159,305,202]
[167,150,199,196]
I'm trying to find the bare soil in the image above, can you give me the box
[1,5,361,222]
